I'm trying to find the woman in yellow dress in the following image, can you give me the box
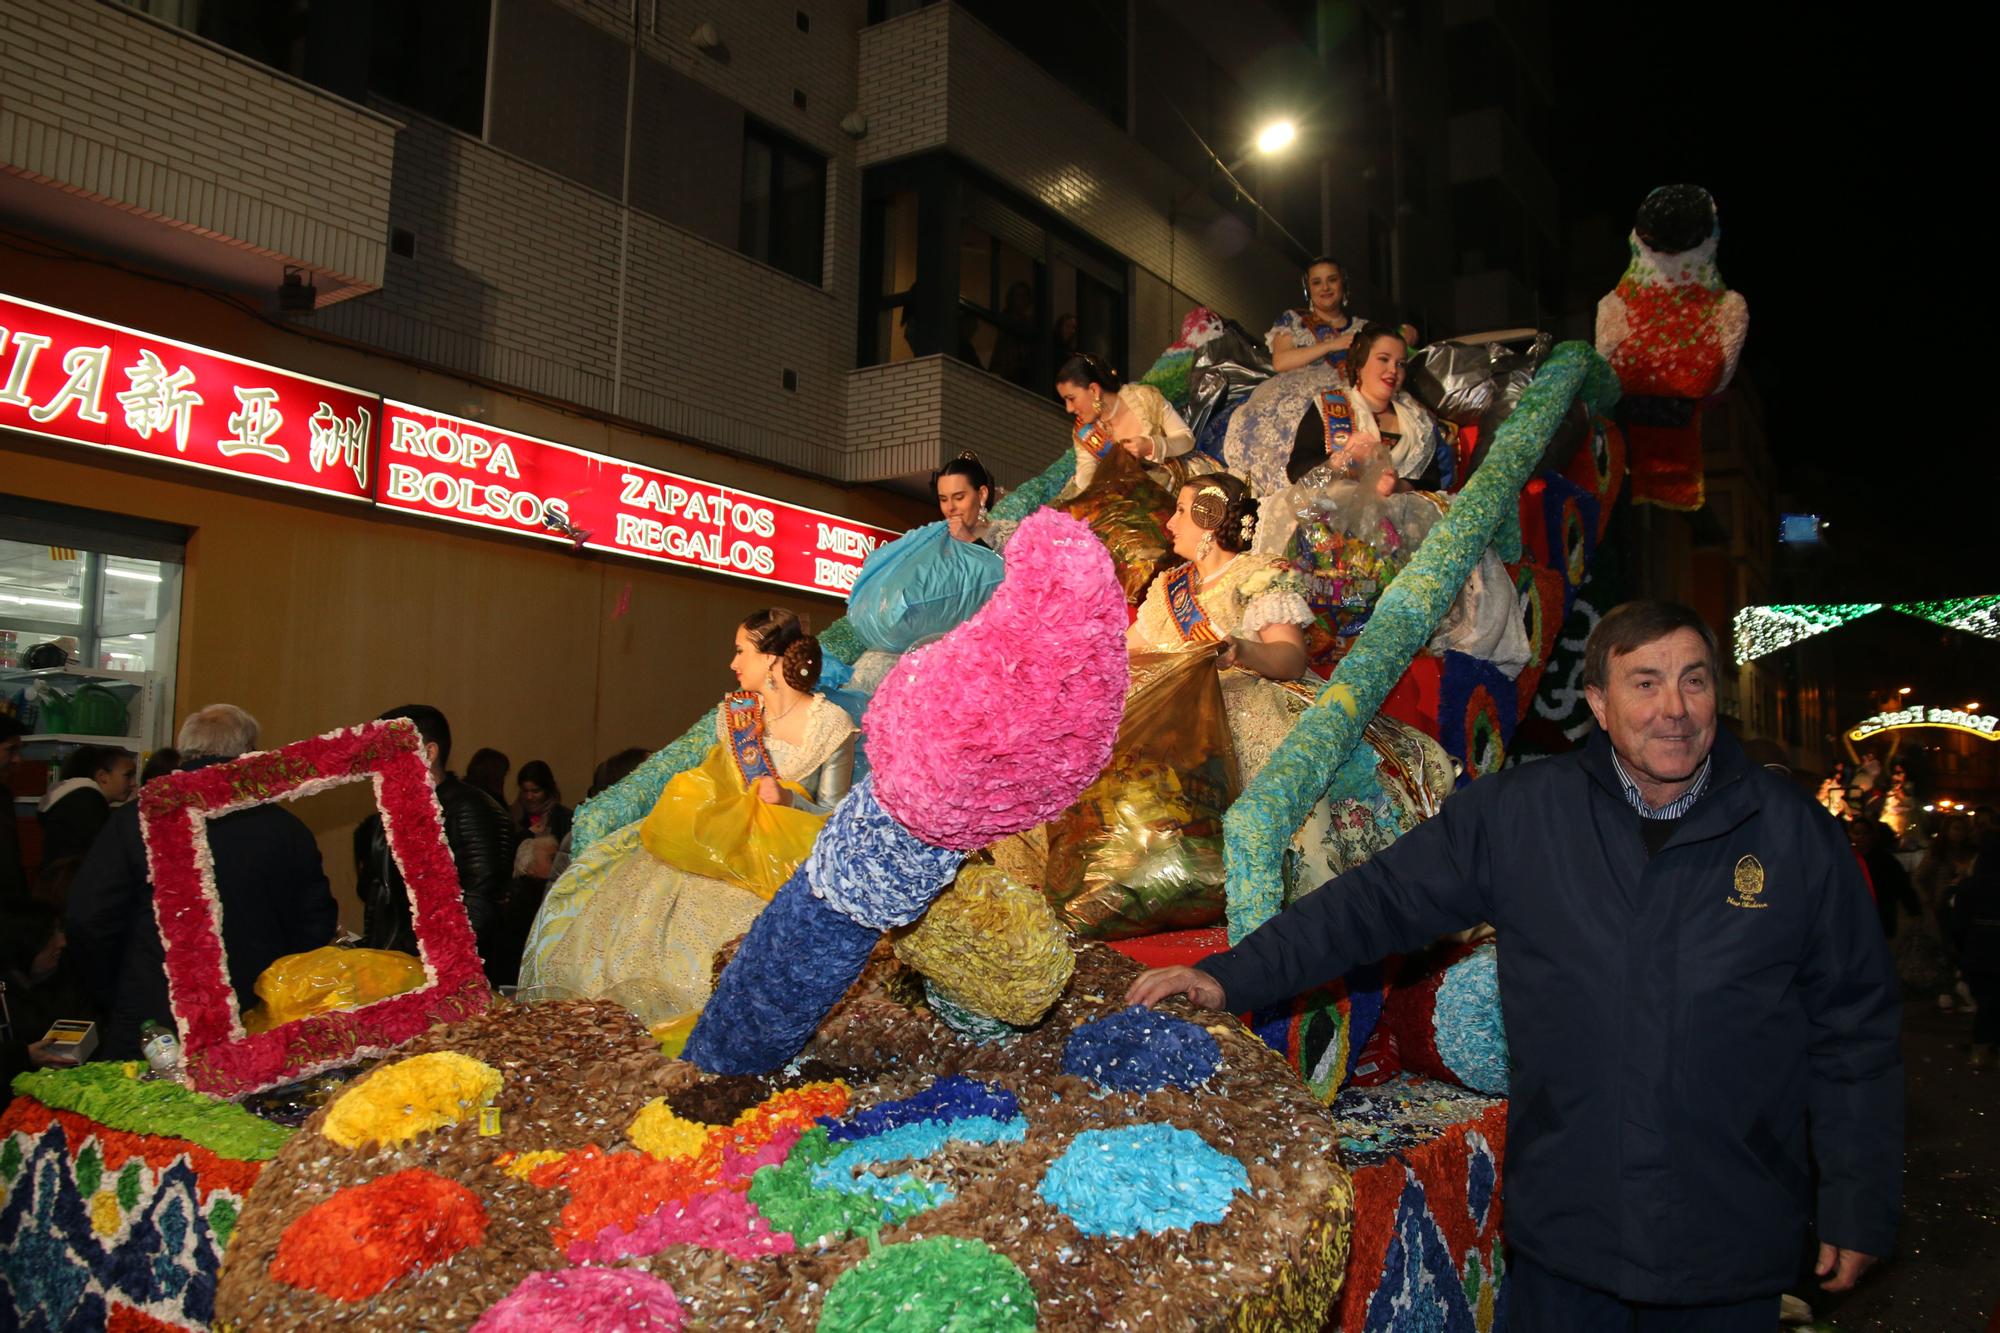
[518,610,857,1019]
[1129,473,1454,902]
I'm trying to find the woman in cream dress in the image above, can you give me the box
[519,610,856,1020]
[1129,473,1454,902]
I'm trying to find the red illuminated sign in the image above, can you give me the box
[0,292,375,502]
[376,401,898,596]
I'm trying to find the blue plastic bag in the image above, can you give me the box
[843,521,1004,655]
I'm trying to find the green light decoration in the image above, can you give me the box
[1893,596,2000,640]
[1732,604,1883,664]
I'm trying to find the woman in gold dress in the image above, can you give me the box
[1129,473,1454,902]
[518,610,856,1020]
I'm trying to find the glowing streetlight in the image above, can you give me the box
[1968,701,1982,711]
[1255,119,1297,156]
[1898,686,1912,695]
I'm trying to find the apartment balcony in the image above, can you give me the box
[0,0,396,305]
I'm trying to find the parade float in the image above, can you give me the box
[5,190,1662,1327]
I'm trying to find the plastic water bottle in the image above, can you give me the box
[140,1021,182,1078]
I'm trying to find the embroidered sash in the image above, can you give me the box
[1075,418,1117,460]
[721,691,778,788]
[1315,388,1361,472]
[1164,563,1222,645]
[1294,308,1352,364]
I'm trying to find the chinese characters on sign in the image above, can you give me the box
[375,402,898,595]
[0,292,902,597]
[0,292,374,501]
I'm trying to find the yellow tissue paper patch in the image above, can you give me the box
[498,1149,567,1180]
[893,862,1074,1026]
[628,1100,715,1161]
[322,1052,502,1149]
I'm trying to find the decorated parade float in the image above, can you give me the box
[5,187,1739,1332]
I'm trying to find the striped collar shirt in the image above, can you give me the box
[1611,751,1713,820]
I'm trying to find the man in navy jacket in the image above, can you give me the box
[1130,601,1900,1330]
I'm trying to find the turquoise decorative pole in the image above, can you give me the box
[1221,342,1621,941]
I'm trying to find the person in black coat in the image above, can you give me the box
[1131,602,1900,1330]
[0,713,28,901]
[354,704,517,983]
[1950,832,2000,1064]
[65,705,339,1060]
[37,743,136,882]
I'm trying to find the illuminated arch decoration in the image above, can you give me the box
[1847,704,1999,745]
[1734,597,2000,664]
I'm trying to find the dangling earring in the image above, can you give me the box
[1090,390,1103,418]
[1196,532,1214,561]
[764,668,777,692]
[976,501,990,526]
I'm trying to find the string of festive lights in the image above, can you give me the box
[1892,596,2000,640]
[1732,604,1882,664]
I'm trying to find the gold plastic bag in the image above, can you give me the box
[246,945,429,1032]
[1064,445,1176,605]
[1044,650,1239,939]
[893,862,1074,1026]
[639,743,826,901]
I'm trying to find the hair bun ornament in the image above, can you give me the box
[1189,485,1231,532]
[1238,511,1257,545]
[783,636,822,692]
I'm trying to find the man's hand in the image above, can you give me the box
[1815,1243,1878,1293]
[1125,966,1226,1010]
[28,1038,79,1069]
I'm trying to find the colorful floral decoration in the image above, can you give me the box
[825,1074,1017,1142]
[268,1168,487,1301]
[566,1188,794,1265]
[867,508,1128,850]
[1329,1080,1509,1333]
[0,1095,265,1331]
[745,1127,948,1245]
[1437,653,1515,787]
[319,1052,502,1150]
[685,510,1127,1075]
[469,1268,687,1333]
[1223,342,1620,940]
[10,1063,291,1161]
[1061,1005,1221,1093]
[1037,1124,1249,1238]
[565,445,1077,861]
[815,1237,1038,1333]
[1240,961,1395,1105]
[1375,944,1509,1096]
[1596,184,1748,511]
[138,719,490,1096]
[891,863,1075,1027]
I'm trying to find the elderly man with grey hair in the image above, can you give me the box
[67,703,339,1059]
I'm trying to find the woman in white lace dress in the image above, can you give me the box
[519,610,856,1020]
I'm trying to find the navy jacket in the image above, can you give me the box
[1199,727,1901,1304]
[66,758,339,1059]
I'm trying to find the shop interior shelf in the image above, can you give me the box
[0,665,149,687]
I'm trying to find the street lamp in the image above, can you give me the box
[1255,119,1298,155]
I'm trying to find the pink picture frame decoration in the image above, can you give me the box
[139,719,490,1097]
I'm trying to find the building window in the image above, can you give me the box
[860,156,1126,395]
[741,122,827,285]
[957,223,1044,389]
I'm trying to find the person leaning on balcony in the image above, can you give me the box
[1053,353,1214,498]
[1127,600,1901,1331]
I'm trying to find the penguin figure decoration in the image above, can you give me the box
[1595,185,1749,509]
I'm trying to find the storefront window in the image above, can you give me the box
[0,507,185,765]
